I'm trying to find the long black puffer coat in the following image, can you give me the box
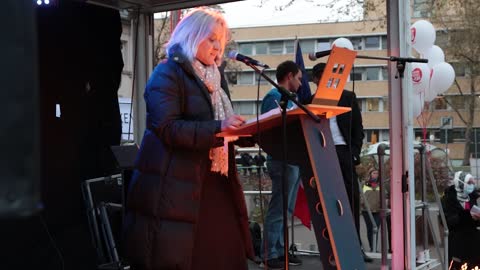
[442,185,480,265]
[123,45,254,270]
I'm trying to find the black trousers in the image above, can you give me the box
[335,145,361,242]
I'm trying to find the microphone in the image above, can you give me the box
[308,50,332,61]
[227,51,270,68]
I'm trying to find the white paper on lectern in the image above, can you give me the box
[244,106,296,125]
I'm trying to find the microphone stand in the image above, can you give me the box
[244,62,320,270]
[355,54,428,78]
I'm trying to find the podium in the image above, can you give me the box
[219,104,365,269]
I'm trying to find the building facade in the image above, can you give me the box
[226,18,480,164]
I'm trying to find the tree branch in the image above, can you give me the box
[453,78,464,96]
[442,96,468,125]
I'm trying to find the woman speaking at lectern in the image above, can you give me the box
[123,8,254,270]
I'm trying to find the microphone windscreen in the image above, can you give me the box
[308,53,317,61]
[227,50,238,60]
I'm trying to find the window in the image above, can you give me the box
[269,41,283,55]
[239,43,253,55]
[449,96,466,110]
[317,38,331,51]
[254,71,275,85]
[285,40,295,54]
[238,72,254,85]
[225,72,237,84]
[121,40,130,72]
[380,130,390,141]
[381,66,388,80]
[381,35,388,50]
[232,100,259,115]
[365,130,380,144]
[366,67,380,80]
[452,129,465,142]
[357,98,365,112]
[365,36,380,49]
[436,31,449,47]
[351,37,363,50]
[299,39,315,54]
[413,0,432,18]
[383,97,389,111]
[433,97,447,110]
[451,62,466,77]
[255,42,268,55]
[350,67,363,81]
[367,98,380,112]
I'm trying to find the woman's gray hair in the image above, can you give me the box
[166,7,229,63]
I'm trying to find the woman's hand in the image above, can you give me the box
[471,212,480,221]
[221,115,246,131]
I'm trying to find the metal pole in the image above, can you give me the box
[378,144,389,268]
[475,128,478,178]
[421,147,429,253]
[386,0,411,268]
[445,129,449,166]
[426,161,449,270]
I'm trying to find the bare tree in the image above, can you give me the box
[153,12,171,64]
[428,0,480,165]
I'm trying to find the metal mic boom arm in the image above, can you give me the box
[355,54,428,79]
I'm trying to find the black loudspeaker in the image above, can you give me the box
[0,1,40,217]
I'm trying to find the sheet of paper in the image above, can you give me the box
[244,107,281,125]
[471,204,480,215]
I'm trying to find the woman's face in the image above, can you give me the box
[370,170,379,180]
[196,23,223,65]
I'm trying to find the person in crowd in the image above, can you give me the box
[311,63,370,262]
[260,60,303,269]
[241,152,254,176]
[254,153,267,174]
[122,8,254,270]
[361,169,381,251]
[442,171,480,265]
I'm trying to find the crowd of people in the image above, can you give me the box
[122,6,480,270]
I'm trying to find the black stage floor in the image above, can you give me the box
[247,254,389,269]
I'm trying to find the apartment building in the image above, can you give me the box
[226,18,480,164]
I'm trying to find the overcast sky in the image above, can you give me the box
[154,0,363,27]
[219,0,363,27]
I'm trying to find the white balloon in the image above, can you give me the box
[410,62,431,94]
[332,38,354,50]
[429,62,455,95]
[423,45,445,68]
[424,68,437,102]
[424,85,438,102]
[412,93,424,118]
[411,20,436,54]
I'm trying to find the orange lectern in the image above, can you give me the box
[219,47,366,270]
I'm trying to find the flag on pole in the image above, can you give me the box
[294,39,312,104]
[293,38,312,229]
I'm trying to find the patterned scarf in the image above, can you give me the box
[192,60,237,176]
[453,171,470,209]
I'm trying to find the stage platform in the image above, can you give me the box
[247,254,390,269]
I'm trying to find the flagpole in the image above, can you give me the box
[290,36,299,257]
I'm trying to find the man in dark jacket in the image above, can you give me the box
[311,63,369,262]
